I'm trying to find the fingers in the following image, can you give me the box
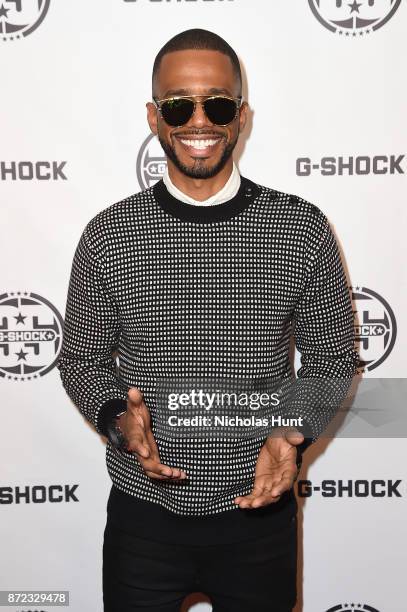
[127,386,144,408]
[285,428,305,446]
[128,441,188,481]
[234,467,298,509]
[143,460,188,481]
[125,387,156,458]
[125,429,187,480]
[125,388,188,481]
[234,486,281,509]
[137,441,188,480]
[126,427,152,459]
[124,409,151,457]
[145,423,160,455]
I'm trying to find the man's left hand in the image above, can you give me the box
[234,427,305,509]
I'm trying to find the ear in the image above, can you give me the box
[146,101,158,135]
[238,100,248,133]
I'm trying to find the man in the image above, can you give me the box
[57,28,358,612]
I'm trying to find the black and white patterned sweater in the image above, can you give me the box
[57,176,358,517]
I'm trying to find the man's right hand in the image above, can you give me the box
[117,387,188,482]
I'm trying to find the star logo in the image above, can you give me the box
[308,0,402,37]
[351,286,397,373]
[15,348,29,361]
[136,133,167,190]
[348,1,362,14]
[0,3,9,19]
[0,291,64,381]
[1,0,51,43]
[14,312,27,325]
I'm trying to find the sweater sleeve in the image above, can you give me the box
[56,226,128,436]
[283,208,359,451]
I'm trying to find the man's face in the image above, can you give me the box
[147,49,248,179]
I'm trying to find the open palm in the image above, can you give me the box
[234,428,304,509]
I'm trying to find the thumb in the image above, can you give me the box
[285,428,305,446]
[127,387,143,405]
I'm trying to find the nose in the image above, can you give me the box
[189,100,213,128]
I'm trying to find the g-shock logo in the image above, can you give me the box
[351,286,397,372]
[325,604,381,612]
[0,161,67,181]
[0,0,51,42]
[136,133,167,190]
[308,0,401,37]
[296,155,404,176]
[298,479,402,497]
[0,484,79,503]
[0,291,63,381]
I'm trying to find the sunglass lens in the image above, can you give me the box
[204,97,238,125]
[160,98,195,126]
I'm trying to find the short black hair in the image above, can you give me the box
[152,28,242,97]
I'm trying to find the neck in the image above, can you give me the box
[153,174,262,224]
[166,158,234,202]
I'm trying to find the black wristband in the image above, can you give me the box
[97,398,127,436]
[106,412,128,453]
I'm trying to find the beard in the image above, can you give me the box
[158,132,238,179]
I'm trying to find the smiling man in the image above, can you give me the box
[57,28,358,612]
[151,47,242,192]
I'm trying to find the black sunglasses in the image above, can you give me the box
[153,94,243,127]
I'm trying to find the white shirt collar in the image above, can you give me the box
[162,162,241,206]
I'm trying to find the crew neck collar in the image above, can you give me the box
[152,175,261,223]
[162,162,241,207]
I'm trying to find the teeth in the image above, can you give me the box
[179,139,219,149]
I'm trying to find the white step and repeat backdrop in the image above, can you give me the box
[1,1,406,611]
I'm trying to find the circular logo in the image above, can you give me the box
[0,0,51,42]
[326,604,380,612]
[0,291,64,381]
[351,286,396,372]
[136,133,167,190]
[308,0,402,36]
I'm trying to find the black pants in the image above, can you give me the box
[103,511,297,611]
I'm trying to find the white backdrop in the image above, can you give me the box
[1,1,406,611]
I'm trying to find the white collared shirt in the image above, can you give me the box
[163,162,241,206]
